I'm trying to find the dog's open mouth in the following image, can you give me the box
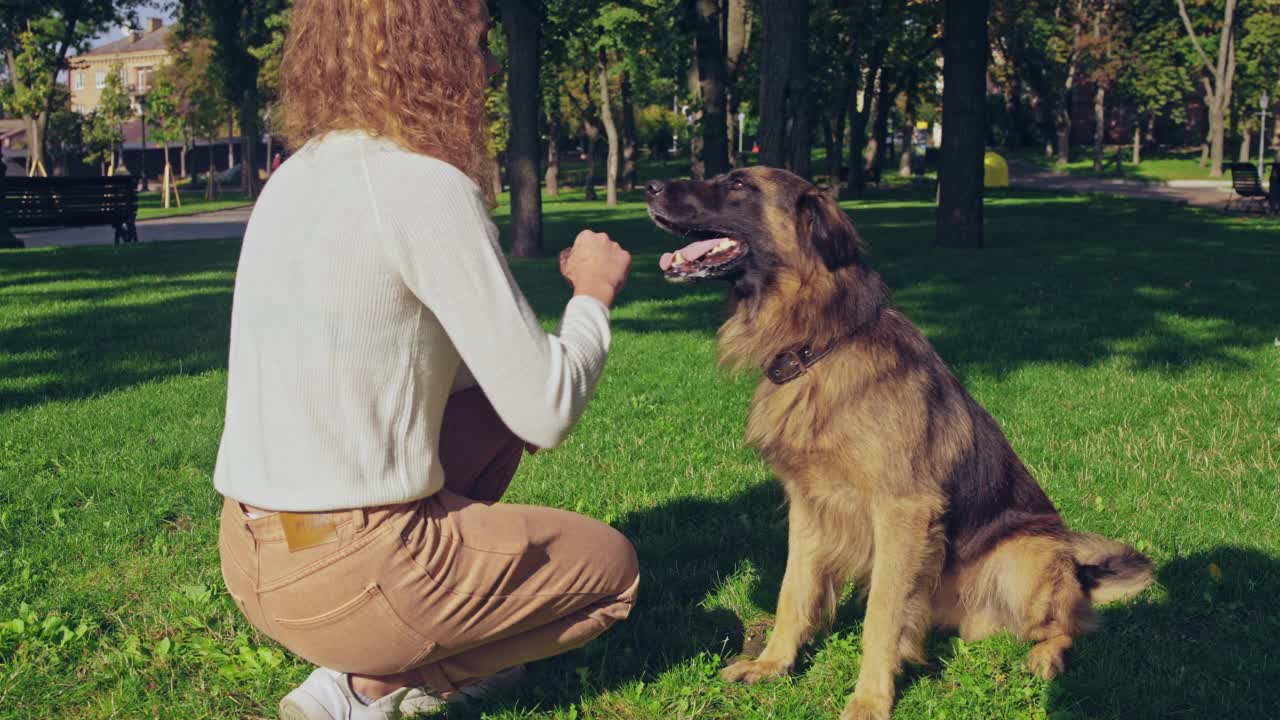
[652,215,750,283]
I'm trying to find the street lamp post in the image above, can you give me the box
[137,93,149,191]
[1260,91,1269,183]
[738,111,745,154]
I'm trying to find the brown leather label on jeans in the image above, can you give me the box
[279,513,339,552]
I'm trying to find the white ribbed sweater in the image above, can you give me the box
[213,131,611,511]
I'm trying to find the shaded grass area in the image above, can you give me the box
[0,190,1277,719]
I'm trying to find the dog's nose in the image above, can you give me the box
[646,180,666,197]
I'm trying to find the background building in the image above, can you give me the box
[68,18,169,115]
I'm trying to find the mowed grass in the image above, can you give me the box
[1,187,1279,720]
[136,189,254,221]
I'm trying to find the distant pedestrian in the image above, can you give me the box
[270,152,283,172]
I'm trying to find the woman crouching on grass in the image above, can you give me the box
[212,0,638,717]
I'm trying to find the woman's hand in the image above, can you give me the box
[560,230,631,308]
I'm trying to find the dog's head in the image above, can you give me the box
[645,166,866,296]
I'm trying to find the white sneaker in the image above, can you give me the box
[278,668,412,720]
[401,664,527,715]
[397,687,447,718]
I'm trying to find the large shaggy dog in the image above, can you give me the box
[645,167,1152,720]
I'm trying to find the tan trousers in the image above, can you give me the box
[218,389,640,692]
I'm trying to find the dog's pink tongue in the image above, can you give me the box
[658,237,728,271]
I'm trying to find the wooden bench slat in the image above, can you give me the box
[3,176,140,244]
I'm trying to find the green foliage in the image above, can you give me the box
[3,28,55,121]
[1236,7,1280,128]
[145,73,184,149]
[487,26,511,156]
[248,6,291,104]
[82,62,132,170]
[1115,8,1193,127]
[165,38,225,143]
[636,103,687,153]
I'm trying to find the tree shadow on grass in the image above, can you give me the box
[517,191,1280,378]
[448,476,1280,720]
[0,241,239,411]
[435,481,789,719]
[1049,546,1280,720]
[3,192,1276,409]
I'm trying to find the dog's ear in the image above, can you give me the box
[797,190,864,271]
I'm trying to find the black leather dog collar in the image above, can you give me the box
[765,344,834,385]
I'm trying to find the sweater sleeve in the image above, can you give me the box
[368,152,611,449]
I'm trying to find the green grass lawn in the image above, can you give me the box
[1007,146,1236,183]
[2,188,1278,720]
[136,188,255,221]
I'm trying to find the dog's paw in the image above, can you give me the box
[839,694,892,720]
[1027,641,1067,680]
[720,658,788,684]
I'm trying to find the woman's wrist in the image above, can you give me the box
[573,283,616,308]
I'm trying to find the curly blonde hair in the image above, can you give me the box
[280,0,495,198]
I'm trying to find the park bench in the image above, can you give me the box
[1224,162,1268,214]
[0,175,139,248]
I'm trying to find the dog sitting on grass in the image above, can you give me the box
[645,167,1153,720]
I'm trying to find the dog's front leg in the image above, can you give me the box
[722,496,844,684]
[841,498,943,720]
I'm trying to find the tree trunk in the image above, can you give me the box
[545,106,561,197]
[492,156,503,198]
[1208,102,1227,177]
[206,141,218,201]
[1237,130,1250,163]
[598,49,619,207]
[620,70,638,190]
[691,0,730,177]
[826,106,846,197]
[758,0,811,176]
[787,4,813,180]
[847,65,876,195]
[1055,51,1077,165]
[869,73,893,181]
[228,112,236,166]
[1132,121,1141,165]
[936,0,988,249]
[757,0,792,168]
[1092,85,1105,173]
[238,95,262,197]
[1272,114,1280,165]
[1004,69,1022,151]
[1177,0,1237,178]
[899,117,915,177]
[583,125,599,201]
[690,122,705,180]
[500,0,543,256]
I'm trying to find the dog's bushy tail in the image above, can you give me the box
[1070,532,1154,605]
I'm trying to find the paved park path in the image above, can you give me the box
[1006,159,1234,209]
[16,205,253,248]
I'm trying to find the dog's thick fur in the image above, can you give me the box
[646,167,1153,720]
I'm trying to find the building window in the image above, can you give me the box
[95,70,106,88]
[74,72,84,90]
[136,66,153,92]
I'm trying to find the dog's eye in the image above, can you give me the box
[731,179,746,191]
